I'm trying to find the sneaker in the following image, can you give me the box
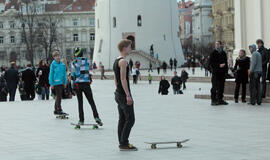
[242,99,247,103]
[59,111,68,116]
[211,101,219,106]
[54,110,61,115]
[119,144,138,151]
[218,100,228,105]
[248,102,255,105]
[95,118,103,126]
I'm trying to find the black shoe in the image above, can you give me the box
[119,144,138,151]
[59,111,68,116]
[248,102,255,105]
[257,102,262,105]
[242,100,246,103]
[218,100,228,105]
[235,99,238,103]
[211,101,219,106]
[54,110,62,115]
[95,118,103,126]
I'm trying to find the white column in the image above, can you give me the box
[254,0,263,39]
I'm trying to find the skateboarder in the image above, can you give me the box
[71,47,103,126]
[49,51,68,115]
[113,39,137,151]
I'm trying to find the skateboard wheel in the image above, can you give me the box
[177,143,182,148]
[151,144,156,149]
[93,125,98,129]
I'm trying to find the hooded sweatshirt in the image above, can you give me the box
[49,60,67,86]
[249,44,262,73]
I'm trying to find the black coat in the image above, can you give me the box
[162,62,167,69]
[158,80,170,95]
[233,57,250,83]
[0,76,8,100]
[36,66,50,88]
[208,49,228,74]
[4,67,19,90]
[21,68,36,93]
[258,46,269,71]
[171,76,182,90]
[181,71,189,82]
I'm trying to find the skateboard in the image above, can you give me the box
[145,139,189,149]
[70,123,99,129]
[55,114,69,119]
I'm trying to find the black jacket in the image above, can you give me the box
[4,67,19,89]
[21,68,36,92]
[36,66,50,88]
[162,62,167,69]
[158,80,170,95]
[171,76,182,90]
[181,71,189,82]
[233,56,250,83]
[208,49,228,74]
[0,76,8,98]
[258,46,269,71]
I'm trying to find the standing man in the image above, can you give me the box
[4,62,19,101]
[208,41,228,106]
[21,64,36,100]
[129,59,133,73]
[249,44,262,105]
[148,62,153,72]
[156,60,161,75]
[113,39,137,151]
[169,58,173,71]
[173,58,178,71]
[256,39,269,98]
[171,71,182,95]
[71,47,103,126]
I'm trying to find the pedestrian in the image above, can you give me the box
[148,74,152,84]
[131,65,137,84]
[100,62,107,80]
[249,44,263,105]
[21,64,36,100]
[113,39,137,151]
[158,76,170,95]
[169,58,173,71]
[171,71,182,95]
[208,41,229,106]
[204,56,210,77]
[137,61,141,70]
[0,73,8,102]
[191,56,196,75]
[162,61,167,74]
[187,56,191,70]
[49,51,68,115]
[256,39,269,98]
[155,52,159,60]
[150,44,154,57]
[156,60,161,75]
[180,69,189,90]
[148,62,153,72]
[129,59,133,73]
[71,47,103,126]
[92,62,97,73]
[4,62,19,101]
[173,58,178,70]
[233,49,250,103]
[36,60,50,100]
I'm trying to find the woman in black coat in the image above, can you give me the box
[36,60,50,100]
[158,76,170,95]
[233,49,250,103]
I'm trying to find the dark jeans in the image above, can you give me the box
[183,82,186,89]
[76,83,99,122]
[211,73,225,102]
[234,82,247,101]
[41,87,50,100]
[261,70,267,98]
[133,75,137,84]
[8,87,16,101]
[54,85,63,111]
[25,89,35,100]
[157,68,160,75]
[173,89,180,95]
[250,72,262,105]
[115,92,135,146]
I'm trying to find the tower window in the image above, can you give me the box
[113,17,116,28]
[73,34,78,42]
[137,15,142,27]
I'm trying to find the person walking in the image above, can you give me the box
[162,61,167,74]
[158,76,170,95]
[171,71,182,95]
[113,39,137,151]
[148,62,153,72]
[156,60,161,75]
[49,51,68,115]
[131,65,137,84]
[4,62,19,101]
[233,49,250,103]
[208,41,229,106]
[129,59,133,73]
[256,39,269,98]
[249,44,263,105]
[21,64,36,100]
[148,74,152,84]
[180,69,189,90]
[36,60,50,100]
[169,58,173,71]
[71,47,103,126]
[173,58,178,71]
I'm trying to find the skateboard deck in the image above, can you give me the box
[55,114,69,119]
[70,123,99,129]
[145,139,189,149]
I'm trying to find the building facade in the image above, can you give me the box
[212,0,234,57]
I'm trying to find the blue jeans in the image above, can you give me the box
[41,87,50,100]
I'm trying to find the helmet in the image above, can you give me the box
[74,47,83,57]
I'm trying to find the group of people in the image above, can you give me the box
[209,40,270,106]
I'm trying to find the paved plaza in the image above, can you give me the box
[0,80,270,160]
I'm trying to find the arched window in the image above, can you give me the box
[113,17,116,28]
[137,15,142,27]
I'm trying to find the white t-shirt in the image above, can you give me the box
[131,68,137,76]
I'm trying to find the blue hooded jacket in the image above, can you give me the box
[49,60,67,86]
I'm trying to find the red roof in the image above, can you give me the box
[46,0,95,12]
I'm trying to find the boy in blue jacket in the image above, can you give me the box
[49,51,68,115]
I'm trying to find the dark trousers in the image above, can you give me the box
[76,83,99,122]
[115,92,135,146]
[157,68,160,75]
[54,85,63,111]
[148,68,153,72]
[8,87,16,101]
[234,82,247,101]
[183,82,186,89]
[250,72,262,104]
[261,70,267,98]
[25,86,35,100]
[132,75,137,84]
[211,73,225,102]
[41,87,50,100]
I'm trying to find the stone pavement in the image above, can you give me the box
[0,80,270,160]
